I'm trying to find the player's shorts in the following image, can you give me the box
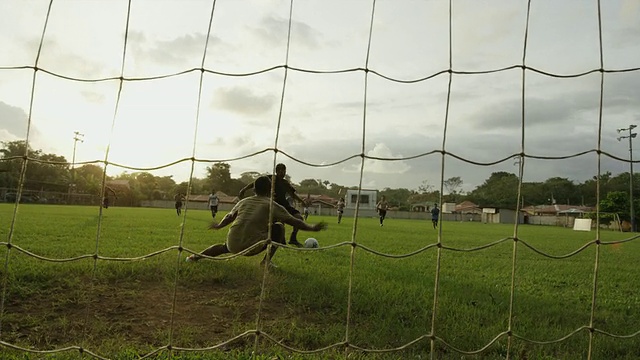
[210,205,218,212]
[337,210,343,214]
[175,201,182,209]
[227,223,285,256]
[379,210,387,217]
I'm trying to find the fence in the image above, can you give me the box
[4,191,618,230]
[0,187,99,206]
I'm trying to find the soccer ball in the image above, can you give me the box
[304,237,319,248]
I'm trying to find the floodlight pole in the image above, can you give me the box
[72,131,84,170]
[617,125,637,232]
[69,131,84,199]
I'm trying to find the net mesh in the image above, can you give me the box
[1,0,639,359]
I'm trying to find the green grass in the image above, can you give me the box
[0,204,638,359]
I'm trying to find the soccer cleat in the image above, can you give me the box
[185,255,197,262]
[289,239,303,247]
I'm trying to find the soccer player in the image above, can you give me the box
[186,176,327,267]
[238,163,308,247]
[175,192,185,216]
[336,197,345,224]
[431,203,440,229]
[208,189,219,219]
[376,195,389,226]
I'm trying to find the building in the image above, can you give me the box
[409,198,438,212]
[300,193,338,215]
[344,189,377,210]
[481,207,524,224]
[455,201,482,214]
[521,204,595,227]
[522,204,593,216]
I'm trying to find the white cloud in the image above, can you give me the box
[0,129,20,143]
[343,143,411,175]
[212,87,277,117]
[0,101,28,138]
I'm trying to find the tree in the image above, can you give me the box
[175,181,190,197]
[328,183,348,199]
[407,192,439,207]
[226,178,248,196]
[599,189,640,223]
[239,171,261,185]
[27,153,69,191]
[578,172,612,206]
[379,188,415,211]
[299,179,321,188]
[418,180,434,194]
[443,176,463,202]
[542,177,579,205]
[520,182,547,207]
[297,178,338,197]
[112,172,142,206]
[155,175,177,200]
[206,162,232,194]
[0,140,70,191]
[174,177,208,197]
[600,191,628,216]
[467,171,519,208]
[74,164,106,195]
[129,172,169,200]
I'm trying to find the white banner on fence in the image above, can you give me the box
[573,218,592,231]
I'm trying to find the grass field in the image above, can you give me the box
[0,203,638,359]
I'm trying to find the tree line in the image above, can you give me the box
[1,140,638,221]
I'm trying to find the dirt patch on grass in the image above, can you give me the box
[2,269,305,353]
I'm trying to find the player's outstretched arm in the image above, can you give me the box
[208,212,237,230]
[292,193,308,207]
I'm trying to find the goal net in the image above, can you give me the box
[0,0,639,359]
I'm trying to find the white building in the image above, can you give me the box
[344,189,377,210]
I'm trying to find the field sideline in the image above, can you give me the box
[0,204,638,359]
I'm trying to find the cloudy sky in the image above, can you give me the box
[0,0,639,193]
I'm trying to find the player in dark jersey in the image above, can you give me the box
[238,163,308,247]
[174,193,185,216]
[431,203,440,229]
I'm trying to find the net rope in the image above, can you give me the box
[0,0,639,359]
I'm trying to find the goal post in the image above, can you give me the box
[580,212,623,232]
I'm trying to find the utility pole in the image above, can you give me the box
[69,131,84,201]
[617,125,637,232]
[513,155,525,209]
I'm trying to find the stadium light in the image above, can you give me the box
[71,131,84,171]
[69,131,84,200]
[617,125,637,232]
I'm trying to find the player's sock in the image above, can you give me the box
[289,230,302,246]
